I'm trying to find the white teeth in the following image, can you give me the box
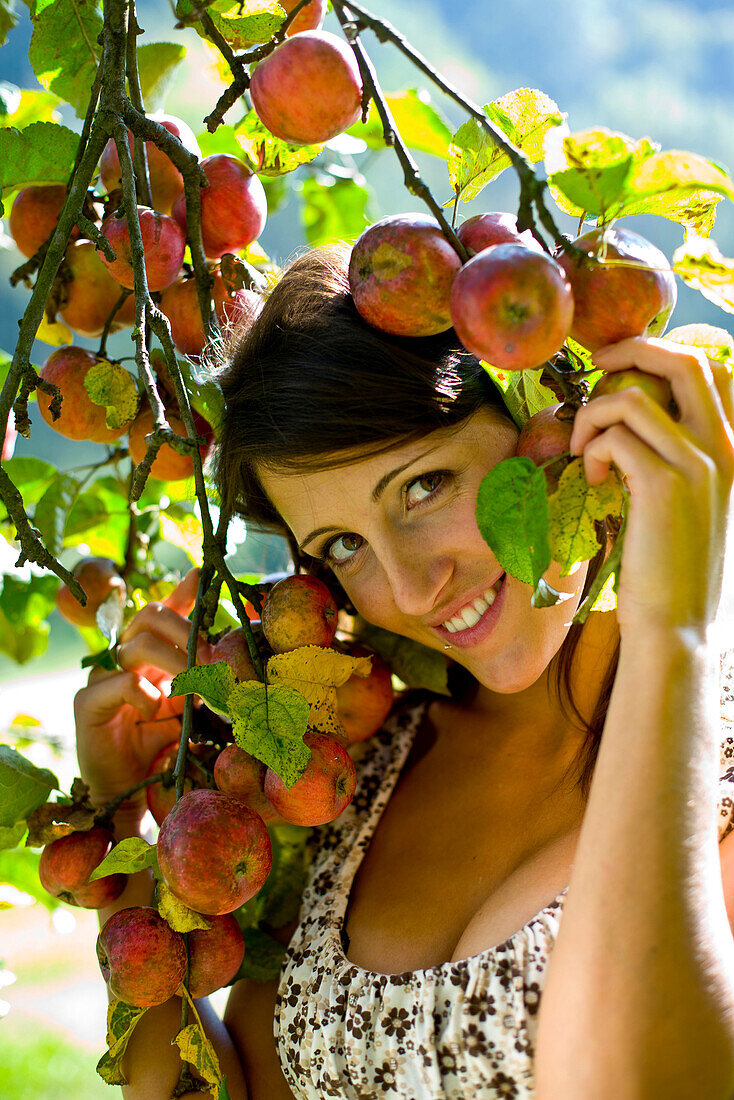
[440,579,503,631]
[460,606,482,629]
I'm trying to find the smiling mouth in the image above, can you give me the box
[438,575,506,633]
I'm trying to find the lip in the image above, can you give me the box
[432,573,508,648]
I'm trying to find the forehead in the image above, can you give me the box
[256,406,518,534]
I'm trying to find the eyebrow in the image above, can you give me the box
[297,458,416,554]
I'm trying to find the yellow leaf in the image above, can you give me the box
[177,987,225,1099]
[156,881,211,933]
[96,998,148,1086]
[36,313,72,347]
[548,459,625,575]
[159,512,204,566]
[267,647,371,738]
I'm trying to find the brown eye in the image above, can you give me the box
[327,533,364,564]
[405,472,445,508]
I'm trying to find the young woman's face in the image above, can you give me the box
[257,407,589,694]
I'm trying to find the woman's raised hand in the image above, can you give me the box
[569,336,734,635]
[74,568,212,829]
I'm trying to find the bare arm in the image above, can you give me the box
[535,337,734,1098]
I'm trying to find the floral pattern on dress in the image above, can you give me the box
[274,660,734,1100]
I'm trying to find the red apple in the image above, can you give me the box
[450,243,574,370]
[157,788,272,915]
[214,745,280,824]
[145,740,211,827]
[349,213,462,337]
[590,366,676,415]
[160,273,261,358]
[250,30,362,145]
[335,645,394,743]
[282,0,326,34]
[209,628,259,681]
[100,206,185,292]
[9,185,79,258]
[456,212,542,256]
[56,556,126,629]
[37,346,134,443]
[261,575,338,653]
[98,114,201,215]
[264,732,357,826]
[171,154,266,260]
[556,226,677,352]
[515,403,574,490]
[57,241,135,338]
[38,827,125,908]
[97,907,187,1007]
[187,913,245,998]
[127,405,213,482]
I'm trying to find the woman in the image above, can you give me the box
[75,244,734,1099]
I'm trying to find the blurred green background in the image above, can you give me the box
[1,0,733,1095]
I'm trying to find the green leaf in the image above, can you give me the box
[665,323,734,365]
[236,109,323,176]
[447,88,563,202]
[347,88,451,158]
[0,1,19,47]
[0,572,58,639]
[0,744,58,828]
[0,121,79,193]
[545,127,656,220]
[27,0,103,118]
[235,924,286,982]
[300,174,371,246]
[490,366,557,430]
[356,622,450,696]
[156,880,211,932]
[230,680,311,788]
[548,458,625,574]
[178,987,225,1097]
[475,456,551,587]
[619,150,734,208]
[96,999,148,1086]
[171,356,225,437]
[0,821,27,850]
[89,836,156,881]
[239,823,310,929]
[672,236,734,314]
[33,473,81,556]
[170,661,237,719]
[136,42,187,113]
[84,358,140,431]
[176,0,284,50]
[0,604,49,663]
[0,86,60,129]
[0,457,56,506]
[197,124,242,161]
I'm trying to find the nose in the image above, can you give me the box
[379,533,453,619]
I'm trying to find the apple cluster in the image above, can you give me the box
[347,210,678,371]
[7,115,266,476]
[38,573,395,1009]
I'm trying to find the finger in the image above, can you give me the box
[593,337,728,449]
[120,601,211,663]
[165,567,201,616]
[709,359,734,431]
[117,630,199,679]
[75,669,163,726]
[570,385,702,470]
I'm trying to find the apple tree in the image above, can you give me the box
[0,0,733,1093]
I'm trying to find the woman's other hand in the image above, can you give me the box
[569,335,734,635]
[74,568,212,830]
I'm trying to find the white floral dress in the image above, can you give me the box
[274,673,734,1100]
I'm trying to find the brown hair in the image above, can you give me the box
[212,244,619,799]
